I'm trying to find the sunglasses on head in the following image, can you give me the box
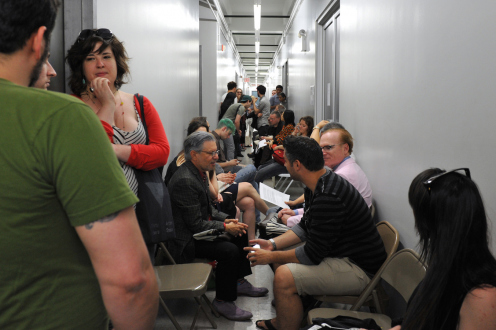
[423,168,471,192]
[77,29,113,43]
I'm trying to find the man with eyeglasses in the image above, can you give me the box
[0,1,158,329]
[167,132,268,321]
[247,136,386,330]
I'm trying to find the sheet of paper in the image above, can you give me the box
[258,139,268,148]
[259,183,291,209]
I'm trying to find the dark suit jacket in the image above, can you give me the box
[167,160,228,263]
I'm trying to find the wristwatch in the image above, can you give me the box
[269,238,277,251]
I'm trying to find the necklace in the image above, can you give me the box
[116,91,125,130]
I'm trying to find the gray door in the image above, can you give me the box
[323,11,340,121]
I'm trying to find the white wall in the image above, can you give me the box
[200,19,218,127]
[272,0,332,118]
[217,29,243,116]
[96,0,199,165]
[339,0,496,251]
[270,0,496,251]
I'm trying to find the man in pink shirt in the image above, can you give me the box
[279,125,372,226]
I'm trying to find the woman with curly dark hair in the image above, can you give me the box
[66,29,170,260]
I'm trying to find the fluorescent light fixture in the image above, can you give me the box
[255,66,258,72]
[254,4,261,30]
[255,57,259,66]
[255,41,260,54]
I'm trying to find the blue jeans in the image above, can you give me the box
[254,160,288,184]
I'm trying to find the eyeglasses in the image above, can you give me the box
[321,143,344,152]
[201,150,220,157]
[423,168,471,190]
[77,29,113,43]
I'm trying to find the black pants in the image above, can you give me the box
[194,235,252,301]
[233,129,241,156]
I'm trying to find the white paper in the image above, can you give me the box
[258,139,268,148]
[259,183,291,209]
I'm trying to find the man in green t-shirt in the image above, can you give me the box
[0,1,158,329]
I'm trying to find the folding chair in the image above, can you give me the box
[307,249,427,329]
[310,221,400,312]
[274,173,294,193]
[155,242,219,330]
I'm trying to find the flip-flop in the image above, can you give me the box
[256,319,277,330]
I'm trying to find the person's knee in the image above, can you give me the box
[274,265,297,293]
[215,242,240,264]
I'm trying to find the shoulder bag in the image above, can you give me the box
[133,93,176,244]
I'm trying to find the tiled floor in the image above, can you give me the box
[154,145,306,329]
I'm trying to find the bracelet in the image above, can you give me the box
[294,209,298,215]
[269,238,277,251]
[313,126,320,130]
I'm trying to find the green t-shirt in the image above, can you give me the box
[0,79,139,329]
[222,103,245,122]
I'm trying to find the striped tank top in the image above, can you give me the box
[113,99,147,196]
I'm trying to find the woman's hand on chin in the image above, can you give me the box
[90,77,116,124]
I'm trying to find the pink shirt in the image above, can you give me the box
[334,157,373,207]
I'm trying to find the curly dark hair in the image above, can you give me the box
[66,31,130,96]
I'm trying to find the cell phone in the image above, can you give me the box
[250,244,260,253]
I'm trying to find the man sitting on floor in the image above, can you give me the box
[246,136,386,330]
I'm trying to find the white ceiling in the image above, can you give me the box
[212,0,297,82]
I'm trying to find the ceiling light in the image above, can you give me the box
[254,4,261,30]
[255,66,258,72]
[255,57,259,66]
[255,40,260,54]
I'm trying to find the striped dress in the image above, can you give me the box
[113,101,147,196]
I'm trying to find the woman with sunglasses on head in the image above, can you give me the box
[393,168,496,330]
[66,29,170,259]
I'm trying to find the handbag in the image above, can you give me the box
[133,93,176,244]
[193,229,234,242]
[272,148,285,166]
[257,212,290,239]
[302,316,381,330]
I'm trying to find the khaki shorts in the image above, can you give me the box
[286,257,370,296]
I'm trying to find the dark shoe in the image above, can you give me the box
[237,279,268,297]
[256,319,277,330]
[236,153,244,157]
[212,300,253,321]
[247,152,256,158]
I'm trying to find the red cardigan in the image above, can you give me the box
[72,94,170,171]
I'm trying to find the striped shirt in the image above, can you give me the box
[292,168,386,276]
[113,101,147,196]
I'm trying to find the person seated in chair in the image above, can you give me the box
[246,136,386,330]
[167,132,268,321]
[279,124,373,228]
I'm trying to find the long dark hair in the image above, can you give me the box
[282,109,295,126]
[402,168,496,329]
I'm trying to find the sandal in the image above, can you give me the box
[256,319,277,330]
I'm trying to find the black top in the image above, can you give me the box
[292,168,387,276]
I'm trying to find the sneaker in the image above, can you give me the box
[212,300,253,321]
[237,280,269,297]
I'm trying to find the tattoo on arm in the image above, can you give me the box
[85,211,120,230]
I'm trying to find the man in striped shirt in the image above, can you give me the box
[247,136,386,330]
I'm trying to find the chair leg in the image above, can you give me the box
[195,296,218,329]
[159,297,182,330]
[282,179,294,194]
[202,294,220,318]
[190,303,201,330]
